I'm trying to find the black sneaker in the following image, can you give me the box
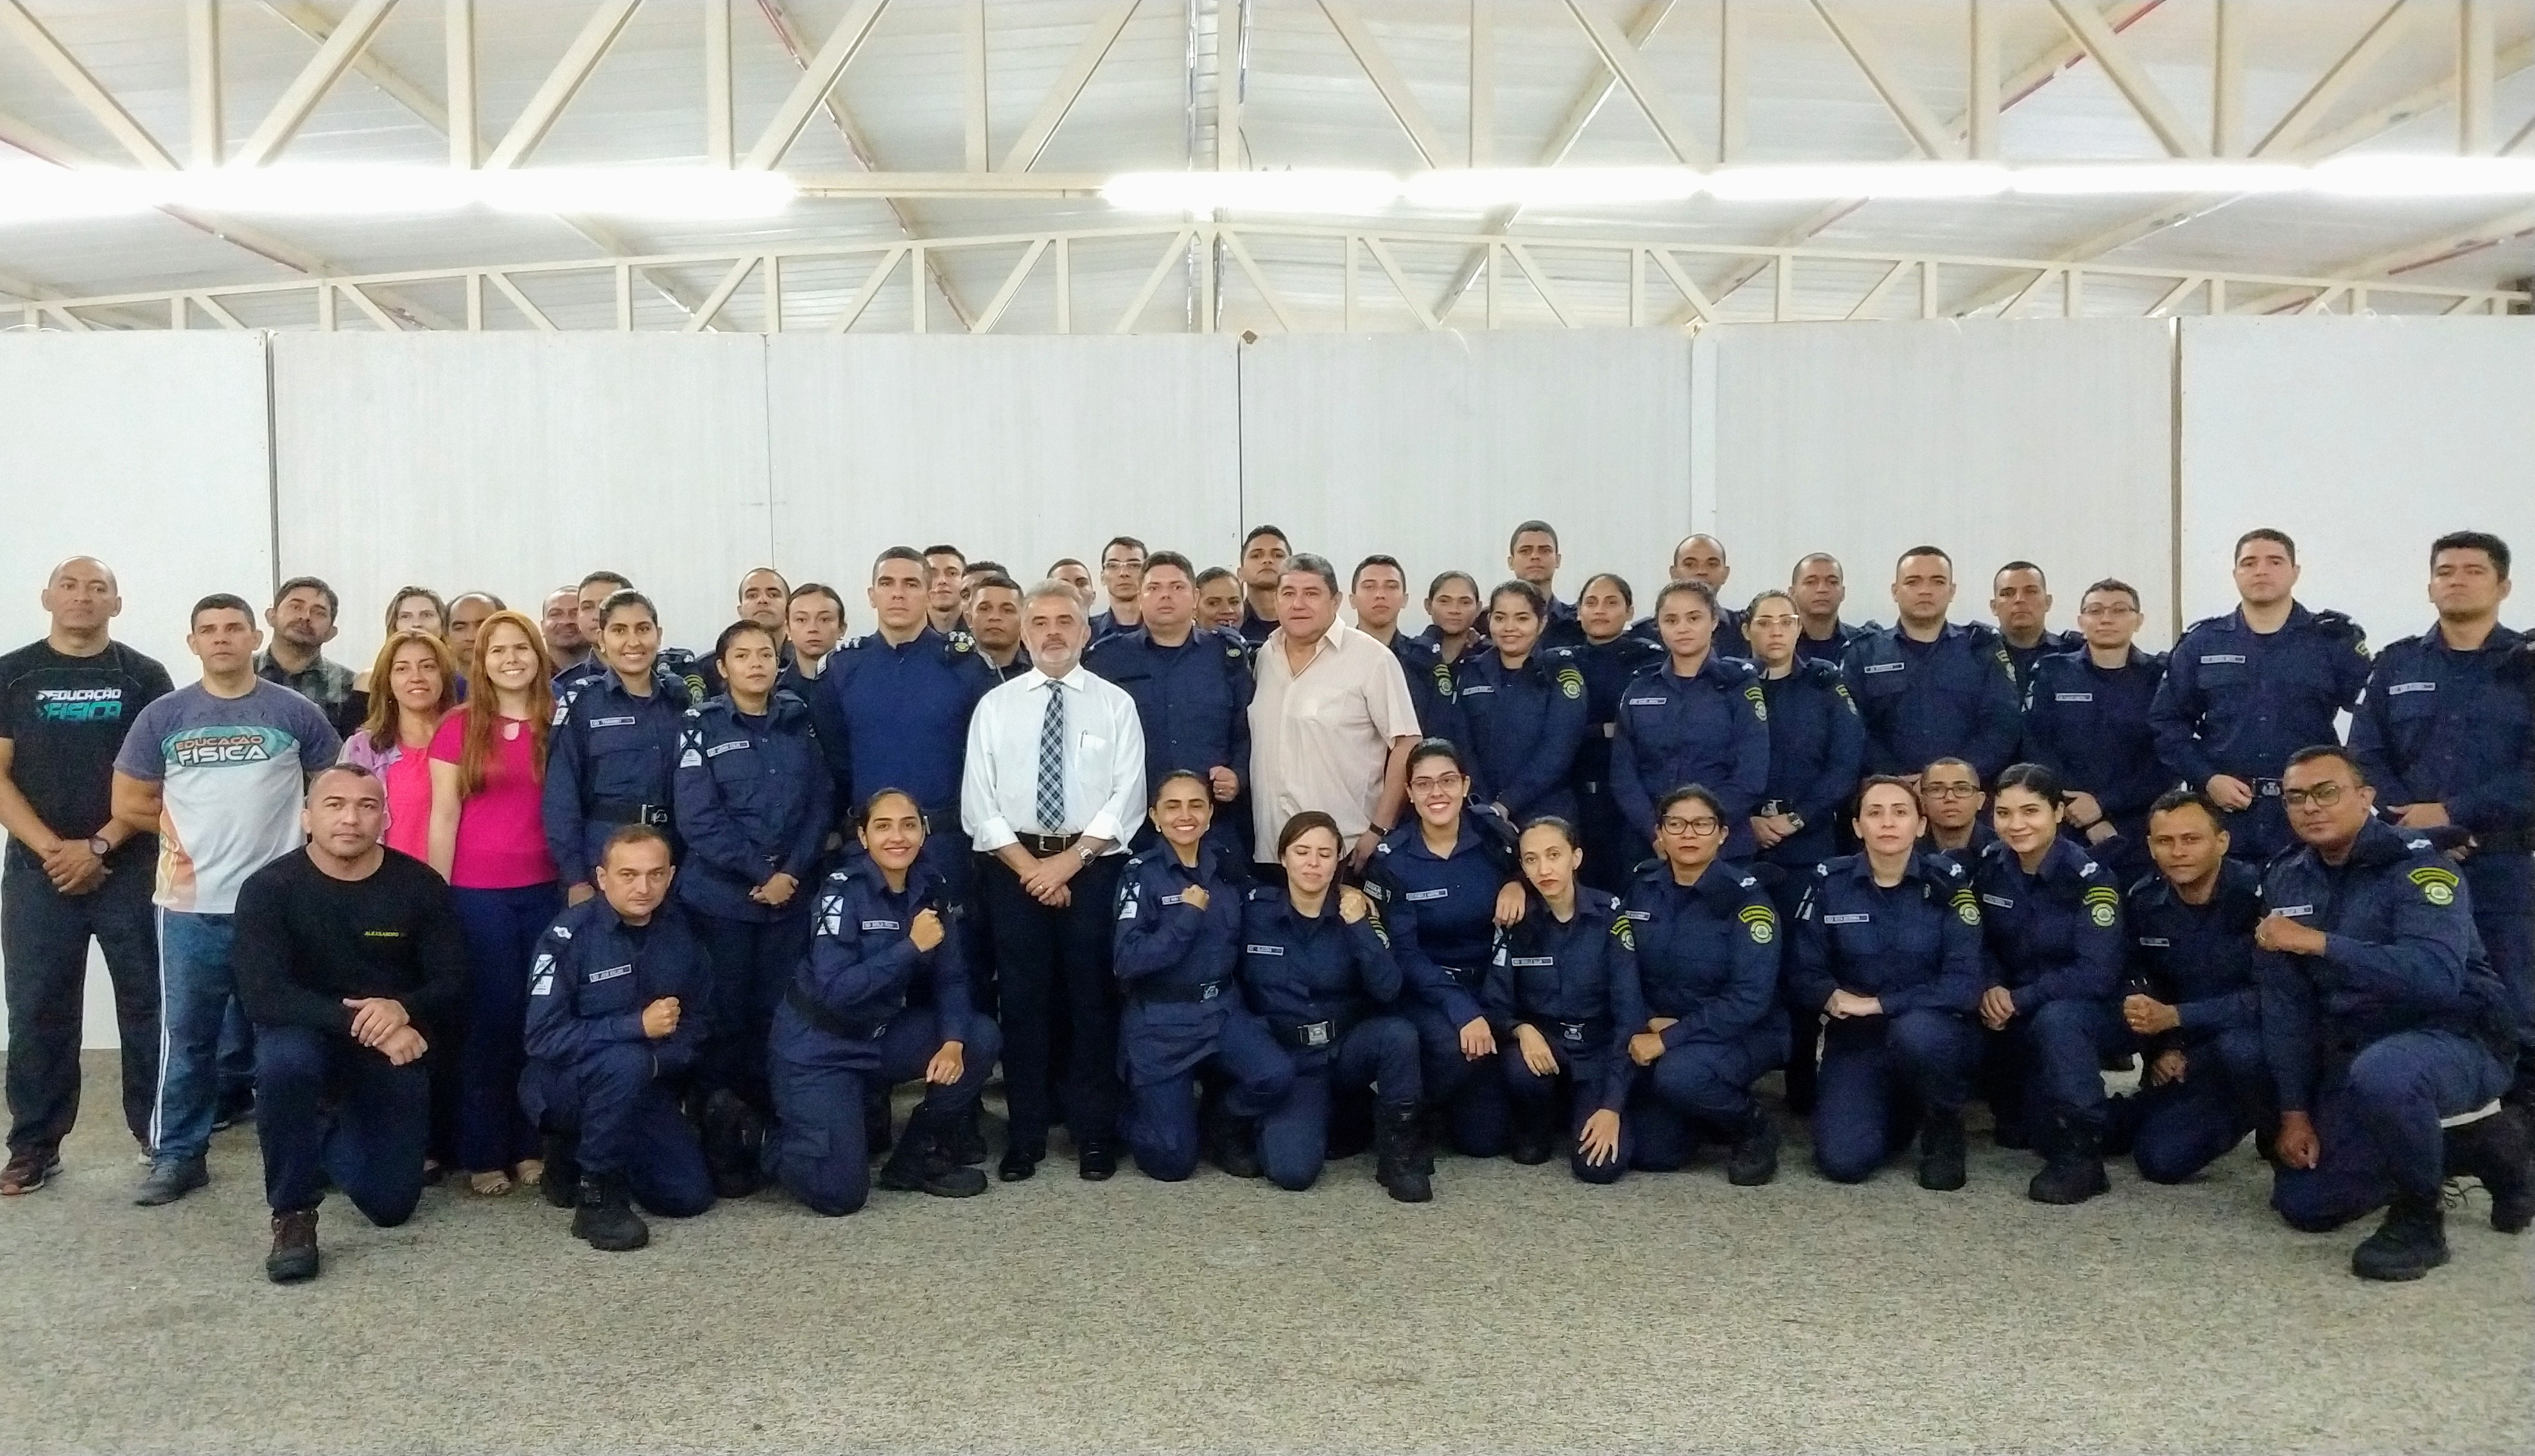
[134,1156,208,1207]
[1725,1113,1781,1187]
[213,1090,255,1132]
[1917,1111,1968,1192]
[2351,1193,2449,1281]
[700,1090,766,1200]
[2444,1106,2535,1235]
[265,1209,320,1283]
[571,1172,650,1252]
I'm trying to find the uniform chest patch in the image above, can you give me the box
[1625,695,1668,707]
[861,919,901,932]
[1510,956,1555,967]
[587,964,632,984]
[589,715,638,729]
[706,740,751,758]
[1861,661,1904,675]
[1158,893,1185,906]
[1459,684,1495,697]
[2199,654,2246,666]
[1245,944,1285,956]
[2138,936,2172,948]
[1824,913,1871,925]
[2053,692,2093,703]
[1981,893,2014,908]
[1404,888,1449,902]
[2273,904,2315,918]
[2387,681,2435,695]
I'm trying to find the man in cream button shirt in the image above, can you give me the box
[1248,553,1423,876]
[961,580,1146,1182]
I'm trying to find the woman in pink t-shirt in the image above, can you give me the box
[340,630,455,860]
[429,610,561,1197]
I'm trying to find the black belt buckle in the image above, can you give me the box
[1199,982,1223,1002]
[1298,1018,1334,1048]
[1440,966,1470,989]
[1558,1021,1589,1044]
[1021,831,1080,855]
[1759,799,1788,818]
[2252,778,2283,799]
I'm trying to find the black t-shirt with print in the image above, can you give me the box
[0,638,176,851]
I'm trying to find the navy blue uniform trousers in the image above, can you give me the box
[254,1023,428,1224]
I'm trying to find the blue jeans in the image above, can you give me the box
[150,910,238,1165]
[452,883,562,1174]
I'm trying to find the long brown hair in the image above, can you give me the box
[458,610,555,797]
[360,630,458,754]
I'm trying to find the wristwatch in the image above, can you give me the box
[1076,843,1097,865]
[85,835,111,856]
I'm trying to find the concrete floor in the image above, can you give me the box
[2,1052,2529,1455]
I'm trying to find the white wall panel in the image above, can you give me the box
[766,334,1242,609]
[2177,316,2535,645]
[1704,320,2178,648]
[272,334,773,668]
[1239,330,1693,627]
[0,333,275,1051]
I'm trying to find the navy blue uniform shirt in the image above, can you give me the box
[1972,834,2125,1014]
[2023,646,2172,829]
[544,665,699,884]
[797,854,973,1035]
[1237,887,1401,1032]
[1113,842,1250,1000]
[1364,811,1519,1030]
[523,896,708,1074]
[1609,654,1771,851]
[1623,859,1785,1052]
[1483,887,1646,1109]
[813,626,997,824]
[2125,856,2263,1041]
[2150,602,2369,802]
[671,691,833,922]
[1789,851,1984,1017]
[1085,626,1254,809]
[1755,659,1867,869]
[2349,623,2534,850]
[1456,646,1591,823]
[1841,622,2023,781]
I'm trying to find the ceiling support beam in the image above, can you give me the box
[1808,0,1962,160]
[188,0,222,167]
[1560,0,1702,162]
[0,1,177,168]
[743,0,889,170]
[485,0,642,169]
[233,0,401,167]
[2046,0,2208,158]
[1318,1,1450,168]
[1002,0,1139,173]
[2252,1,2416,157]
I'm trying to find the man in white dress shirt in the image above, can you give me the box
[961,581,1147,1183]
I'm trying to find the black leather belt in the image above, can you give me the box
[591,800,672,828]
[1530,1015,1612,1048]
[1438,965,1474,989]
[1138,979,1230,1005]
[1269,1009,1362,1050]
[1016,831,1082,856]
[786,984,893,1041]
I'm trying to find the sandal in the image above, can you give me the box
[468,1169,512,1196]
[514,1158,544,1188]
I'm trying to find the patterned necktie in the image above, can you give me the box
[1035,681,1066,832]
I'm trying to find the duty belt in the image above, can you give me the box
[1137,979,1229,1005]
[1438,965,1474,989]
[1269,1007,1363,1050]
[1529,1014,1612,1048]
[591,800,672,828]
[785,983,893,1041]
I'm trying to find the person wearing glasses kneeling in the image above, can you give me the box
[1790,776,1985,1188]
[1364,740,1527,1163]
[765,790,1001,1215]
[1488,818,1645,1184]
[1239,811,1428,1202]
[1113,771,1291,1181]
[1621,786,1786,1184]
[1971,762,2129,1206]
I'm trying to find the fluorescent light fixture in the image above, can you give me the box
[1100,170,1399,214]
[1402,166,1701,209]
[2312,154,2535,196]
[2012,162,2304,196]
[1705,163,2011,200]
[0,166,799,225]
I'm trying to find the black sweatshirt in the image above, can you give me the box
[232,848,469,1038]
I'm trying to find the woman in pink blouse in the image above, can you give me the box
[428,609,561,1197]
[340,630,456,860]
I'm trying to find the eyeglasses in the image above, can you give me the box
[1408,774,1466,794]
[2281,782,2347,808]
[1921,784,1982,800]
[2077,603,2139,619]
[1659,816,1722,836]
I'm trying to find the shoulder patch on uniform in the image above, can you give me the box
[2083,885,2120,926]
[1738,903,1776,944]
[2409,865,2460,906]
[549,923,572,941]
[1742,683,1767,722]
[678,748,703,768]
[1556,665,1584,700]
[1951,886,1982,925]
[1609,916,1635,951]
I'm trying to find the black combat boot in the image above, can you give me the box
[539,1129,582,1209]
[2444,1105,2535,1234]
[1211,1115,1264,1179]
[1374,1101,1432,1203]
[2351,1192,2449,1281]
[1508,1100,1556,1166]
[701,1089,767,1199]
[945,1104,988,1166]
[572,1171,650,1252]
[876,1105,989,1199]
[1917,1106,1968,1192]
[2028,1111,2111,1206]
[1725,1109,1781,1186]
[1413,1104,1444,1176]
